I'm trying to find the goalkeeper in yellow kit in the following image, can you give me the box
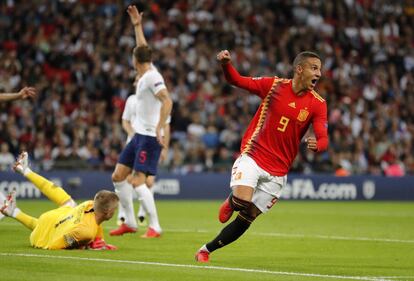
[1,152,118,250]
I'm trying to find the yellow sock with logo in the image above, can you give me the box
[25,170,71,206]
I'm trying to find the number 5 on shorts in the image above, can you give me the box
[139,151,147,163]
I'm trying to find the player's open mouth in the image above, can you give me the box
[311,79,318,86]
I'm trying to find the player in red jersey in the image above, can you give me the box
[195,50,328,262]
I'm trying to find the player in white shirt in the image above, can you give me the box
[117,92,171,227]
[109,5,172,238]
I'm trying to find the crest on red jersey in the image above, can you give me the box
[297,109,309,122]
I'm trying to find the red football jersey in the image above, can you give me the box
[222,63,328,176]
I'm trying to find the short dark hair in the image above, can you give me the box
[293,51,321,68]
[133,45,152,63]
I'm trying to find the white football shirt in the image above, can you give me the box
[132,68,167,137]
[122,93,171,143]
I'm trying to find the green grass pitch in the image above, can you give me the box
[1,200,413,281]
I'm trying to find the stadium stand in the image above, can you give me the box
[0,0,413,175]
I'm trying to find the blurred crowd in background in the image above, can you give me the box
[0,0,413,176]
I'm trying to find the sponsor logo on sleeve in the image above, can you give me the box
[154,82,164,87]
[233,172,242,180]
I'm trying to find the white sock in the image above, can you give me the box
[12,207,20,218]
[23,167,32,177]
[137,187,154,218]
[134,184,161,233]
[114,180,137,228]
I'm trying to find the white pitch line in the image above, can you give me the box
[374,277,414,280]
[0,252,391,281]
[159,228,414,244]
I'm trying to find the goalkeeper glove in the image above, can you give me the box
[87,237,117,250]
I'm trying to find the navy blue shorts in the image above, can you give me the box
[118,133,162,175]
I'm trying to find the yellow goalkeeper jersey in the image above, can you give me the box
[30,200,103,249]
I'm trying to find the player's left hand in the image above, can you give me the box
[305,137,318,152]
[19,87,37,99]
[87,238,105,250]
[87,237,117,250]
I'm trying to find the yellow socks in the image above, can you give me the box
[25,171,72,206]
[15,210,38,230]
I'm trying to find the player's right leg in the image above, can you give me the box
[110,140,138,236]
[196,185,256,262]
[13,152,76,207]
[196,197,262,262]
[0,189,38,230]
[196,154,260,262]
[110,164,137,235]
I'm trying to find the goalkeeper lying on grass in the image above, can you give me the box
[1,152,118,250]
